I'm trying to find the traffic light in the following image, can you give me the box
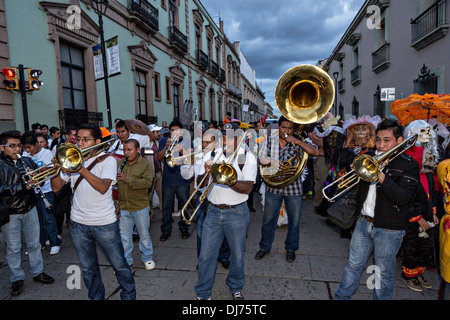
[2,67,19,90]
[28,69,43,90]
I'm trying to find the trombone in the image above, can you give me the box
[26,138,115,184]
[181,132,248,224]
[166,150,203,168]
[322,133,418,202]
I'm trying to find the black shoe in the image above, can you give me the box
[249,207,256,212]
[33,272,55,284]
[181,231,190,239]
[220,260,230,269]
[160,233,170,242]
[132,233,140,242]
[232,292,244,300]
[254,250,270,260]
[286,251,296,262]
[10,280,24,296]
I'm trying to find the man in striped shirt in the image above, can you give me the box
[255,116,319,262]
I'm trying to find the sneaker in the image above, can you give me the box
[195,296,211,300]
[232,292,244,300]
[181,231,190,239]
[254,250,270,260]
[144,260,155,270]
[10,280,24,296]
[403,277,423,292]
[33,272,55,284]
[286,251,296,262]
[417,274,432,289]
[50,246,60,255]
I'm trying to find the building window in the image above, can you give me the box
[209,90,214,120]
[352,96,360,118]
[154,72,161,101]
[136,71,147,115]
[173,84,180,119]
[198,92,203,120]
[60,42,87,110]
[166,77,171,103]
[414,64,438,94]
[373,85,386,118]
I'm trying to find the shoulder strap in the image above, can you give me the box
[73,154,111,193]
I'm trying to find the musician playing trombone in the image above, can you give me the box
[194,122,257,300]
[334,119,420,300]
[255,116,319,263]
[50,123,136,300]
[0,130,55,297]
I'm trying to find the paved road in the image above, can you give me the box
[0,192,441,301]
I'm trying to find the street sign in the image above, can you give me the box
[381,87,396,101]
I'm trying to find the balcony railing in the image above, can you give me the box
[169,25,188,54]
[411,0,448,49]
[351,65,362,86]
[211,60,220,77]
[128,0,159,32]
[58,109,103,129]
[218,68,226,82]
[338,78,345,93]
[136,114,158,125]
[196,49,209,70]
[372,42,390,73]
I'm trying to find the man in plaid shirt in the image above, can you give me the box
[255,116,319,262]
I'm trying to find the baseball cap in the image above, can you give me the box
[221,122,241,135]
[148,124,163,132]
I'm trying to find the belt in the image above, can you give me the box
[209,201,246,210]
[362,215,374,223]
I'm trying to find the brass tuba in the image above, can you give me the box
[260,64,335,188]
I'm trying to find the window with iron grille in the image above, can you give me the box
[136,71,147,115]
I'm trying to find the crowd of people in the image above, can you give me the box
[0,112,449,301]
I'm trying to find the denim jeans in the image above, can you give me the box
[195,202,249,298]
[35,192,61,247]
[161,184,190,234]
[1,207,44,282]
[195,192,230,262]
[70,220,136,300]
[119,206,153,265]
[334,217,405,300]
[259,191,302,252]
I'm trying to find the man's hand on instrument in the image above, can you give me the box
[204,159,213,174]
[117,172,127,182]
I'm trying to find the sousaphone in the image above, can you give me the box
[124,119,151,135]
[260,64,335,188]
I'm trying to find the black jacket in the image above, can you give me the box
[0,153,38,214]
[355,153,420,230]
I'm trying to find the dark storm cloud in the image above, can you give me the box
[202,0,366,115]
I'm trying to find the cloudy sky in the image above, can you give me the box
[202,0,366,118]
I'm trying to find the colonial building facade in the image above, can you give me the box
[323,0,449,120]
[0,0,264,132]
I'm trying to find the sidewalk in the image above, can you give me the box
[0,192,441,300]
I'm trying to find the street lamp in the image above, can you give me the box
[332,71,339,117]
[90,0,112,129]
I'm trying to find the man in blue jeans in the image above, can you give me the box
[158,120,191,241]
[195,122,257,300]
[51,123,135,300]
[256,116,319,262]
[334,119,420,300]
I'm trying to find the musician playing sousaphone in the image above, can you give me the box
[255,116,319,263]
[50,123,136,300]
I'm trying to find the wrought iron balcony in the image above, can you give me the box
[338,78,345,93]
[58,109,103,129]
[351,65,362,86]
[210,60,220,77]
[128,0,159,33]
[411,0,448,50]
[196,49,209,70]
[136,114,158,125]
[372,42,390,73]
[218,68,226,82]
[169,25,188,54]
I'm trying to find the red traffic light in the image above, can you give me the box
[2,68,15,78]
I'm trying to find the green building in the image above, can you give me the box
[0,0,245,132]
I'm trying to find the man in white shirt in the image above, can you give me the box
[21,132,61,255]
[51,123,135,300]
[108,120,150,157]
[195,122,257,300]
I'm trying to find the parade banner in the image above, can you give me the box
[93,36,121,80]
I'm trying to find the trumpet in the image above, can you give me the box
[164,136,179,158]
[26,138,115,184]
[322,134,418,202]
[181,132,248,224]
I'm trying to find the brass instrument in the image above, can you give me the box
[322,134,419,202]
[181,132,248,224]
[166,150,203,168]
[260,64,335,188]
[124,119,151,136]
[164,136,179,158]
[27,138,115,184]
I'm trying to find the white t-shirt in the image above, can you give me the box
[30,148,53,194]
[60,152,117,226]
[207,147,257,206]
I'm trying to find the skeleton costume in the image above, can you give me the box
[402,120,441,284]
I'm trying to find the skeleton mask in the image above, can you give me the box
[422,148,436,173]
[419,127,432,144]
